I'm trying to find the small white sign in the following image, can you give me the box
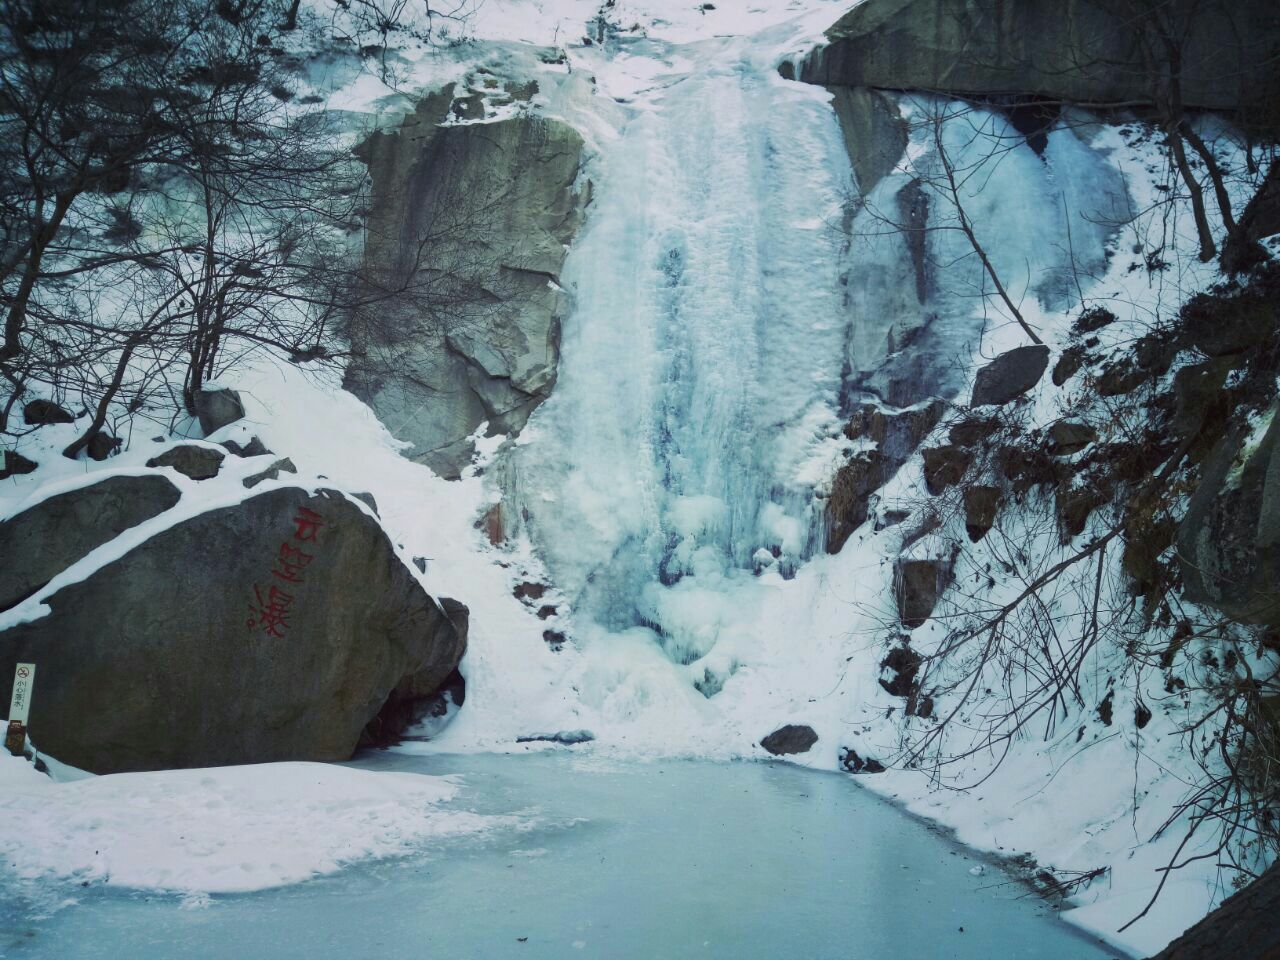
[8,663,35,724]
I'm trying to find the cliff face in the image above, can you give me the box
[344,80,585,479]
[801,0,1280,113]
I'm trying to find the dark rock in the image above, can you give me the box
[146,444,225,480]
[0,474,181,612]
[879,643,922,697]
[363,599,469,745]
[536,604,557,620]
[0,450,37,480]
[1182,279,1279,357]
[1178,411,1280,628]
[799,0,1278,112]
[760,724,819,756]
[894,555,954,628]
[412,557,428,574]
[922,445,971,494]
[222,436,272,458]
[1052,346,1086,386]
[826,86,907,197]
[85,431,120,461]
[1148,863,1280,959]
[970,345,1050,407]
[1096,691,1114,726]
[195,387,246,435]
[1055,482,1105,542]
[1047,420,1097,456]
[0,486,464,773]
[963,485,1002,542]
[948,416,999,448]
[23,400,74,426]
[352,492,378,515]
[1135,700,1152,729]
[840,747,885,774]
[875,509,911,531]
[1133,334,1176,374]
[828,400,949,552]
[516,729,595,745]
[1073,306,1116,334]
[543,629,566,651]
[1095,362,1145,397]
[998,443,1061,492]
[1172,361,1230,439]
[243,457,297,488]
[514,581,548,600]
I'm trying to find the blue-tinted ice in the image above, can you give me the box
[0,753,1122,959]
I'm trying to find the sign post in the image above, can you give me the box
[5,663,35,757]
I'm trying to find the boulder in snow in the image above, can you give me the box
[760,724,818,756]
[0,486,465,773]
[23,399,74,426]
[146,444,225,480]
[969,345,1050,407]
[0,474,182,612]
[195,386,246,435]
[893,555,954,629]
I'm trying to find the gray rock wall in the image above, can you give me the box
[344,83,585,478]
[801,0,1280,112]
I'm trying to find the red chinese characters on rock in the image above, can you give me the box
[246,505,327,639]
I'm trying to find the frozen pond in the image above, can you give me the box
[0,753,1120,959]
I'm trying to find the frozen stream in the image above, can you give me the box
[0,753,1119,959]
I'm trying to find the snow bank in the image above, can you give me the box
[0,752,511,895]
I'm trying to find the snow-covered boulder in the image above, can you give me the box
[0,473,182,612]
[0,485,465,773]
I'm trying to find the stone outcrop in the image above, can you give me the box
[344,81,585,478]
[827,399,947,552]
[0,474,182,612]
[800,0,1280,113]
[1148,864,1280,959]
[893,553,954,628]
[1178,409,1280,629]
[825,86,907,196]
[0,486,465,773]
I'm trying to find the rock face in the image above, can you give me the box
[825,86,907,196]
[1178,410,1280,628]
[195,387,245,435]
[827,399,947,552]
[1149,864,1280,959]
[146,444,225,480]
[970,345,1050,407]
[760,724,819,755]
[0,486,465,773]
[894,554,954,628]
[344,83,585,478]
[800,0,1280,113]
[0,474,182,612]
[23,399,73,426]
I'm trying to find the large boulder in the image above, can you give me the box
[0,474,182,612]
[970,345,1050,407]
[0,486,465,773]
[194,387,245,435]
[343,81,586,478]
[800,0,1280,113]
[1178,409,1280,628]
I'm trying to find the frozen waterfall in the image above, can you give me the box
[510,55,856,669]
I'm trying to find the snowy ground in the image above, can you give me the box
[0,750,515,898]
[1,0,1268,955]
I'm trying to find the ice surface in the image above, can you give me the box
[0,752,1120,959]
